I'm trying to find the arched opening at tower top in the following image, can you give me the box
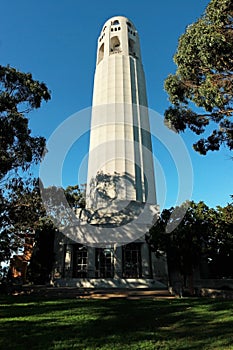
[128,38,136,57]
[110,36,121,53]
[98,43,104,63]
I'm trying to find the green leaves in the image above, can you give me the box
[148,200,233,278]
[64,184,86,209]
[0,66,51,266]
[0,65,50,179]
[0,65,50,113]
[164,0,233,154]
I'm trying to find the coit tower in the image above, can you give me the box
[86,16,156,212]
[51,16,166,286]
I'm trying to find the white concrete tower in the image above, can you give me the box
[51,16,168,287]
[86,16,156,211]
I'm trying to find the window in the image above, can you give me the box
[73,244,88,278]
[127,21,132,28]
[95,248,114,278]
[110,36,121,53]
[98,43,104,63]
[112,20,119,25]
[123,243,142,278]
[118,27,121,30]
[128,38,135,56]
[64,245,72,274]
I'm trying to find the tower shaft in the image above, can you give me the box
[86,16,156,209]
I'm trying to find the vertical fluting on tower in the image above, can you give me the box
[86,16,156,211]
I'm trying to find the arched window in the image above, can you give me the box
[128,38,135,56]
[112,20,119,25]
[98,43,104,63]
[110,36,121,53]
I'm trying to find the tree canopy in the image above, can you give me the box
[0,177,86,282]
[0,65,50,271]
[147,202,212,280]
[147,200,233,288]
[164,0,233,154]
[0,65,50,179]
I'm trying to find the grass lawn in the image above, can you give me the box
[0,295,233,350]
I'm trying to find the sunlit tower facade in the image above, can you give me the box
[86,16,156,209]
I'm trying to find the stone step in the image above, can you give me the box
[53,278,168,289]
[21,285,174,299]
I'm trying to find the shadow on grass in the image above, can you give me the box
[0,296,233,349]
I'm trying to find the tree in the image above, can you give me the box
[147,201,215,292]
[0,65,50,179]
[27,183,85,284]
[64,184,86,210]
[0,178,55,282]
[164,0,233,154]
[40,183,86,230]
[207,202,233,278]
[0,65,50,269]
[27,220,56,284]
[147,200,233,292]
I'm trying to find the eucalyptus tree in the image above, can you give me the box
[164,0,233,154]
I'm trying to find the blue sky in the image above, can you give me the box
[1,0,232,209]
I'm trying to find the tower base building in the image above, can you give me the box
[52,232,168,289]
